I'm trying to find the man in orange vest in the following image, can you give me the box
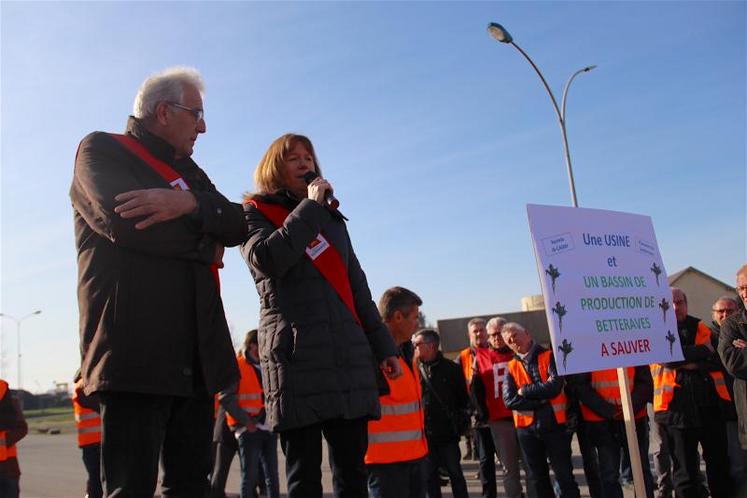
[0,379,27,498]
[568,366,654,498]
[73,372,103,498]
[218,330,279,498]
[650,287,733,498]
[501,322,580,498]
[455,318,490,476]
[471,316,532,498]
[365,287,428,498]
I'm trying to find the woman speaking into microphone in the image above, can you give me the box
[241,133,401,498]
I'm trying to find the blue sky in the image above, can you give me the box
[1,1,744,393]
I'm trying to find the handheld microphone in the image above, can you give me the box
[303,171,339,209]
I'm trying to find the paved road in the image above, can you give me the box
[19,432,628,498]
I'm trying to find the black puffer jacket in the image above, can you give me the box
[241,193,397,432]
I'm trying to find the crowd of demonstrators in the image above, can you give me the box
[65,64,747,498]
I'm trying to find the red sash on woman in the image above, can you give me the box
[108,133,221,290]
[247,199,362,326]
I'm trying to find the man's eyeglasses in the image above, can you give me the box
[713,308,737,314]
[412,340,432,348]
[487,333,501,338]
[167,102,204,121]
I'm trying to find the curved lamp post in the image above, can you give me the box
[0,310,42,389]
[487,22,595,208]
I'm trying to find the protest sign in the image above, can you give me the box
[527,204,683,375]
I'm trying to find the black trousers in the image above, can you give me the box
[209,440,237,498]
[280,417,368,498]
[99,391,214,498]
[475,425,498,498]
[82,443,103,498]
[662,406,732,498]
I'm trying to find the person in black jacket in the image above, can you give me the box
[501,322,580,498]
[567,366,654,498]
[413,329,470,498]
[241,134,401,498]
[653,288,732,498]
[718,265,747,497]
[708,295,747,487]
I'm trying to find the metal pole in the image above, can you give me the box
[510,41,580,207]
[504,37,649,498]
[0,311,41,389]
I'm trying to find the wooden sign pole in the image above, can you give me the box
[617,367,647,498]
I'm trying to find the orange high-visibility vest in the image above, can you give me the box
[580,368,647,422]
[0,380,17,461]
[459,348,474,390]
[226,353,264,427]
[507,350,567,428]
[73,379,101,447]
[365,357,428,464]
[652,321,731,412]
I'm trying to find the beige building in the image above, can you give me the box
[667,266,737,322]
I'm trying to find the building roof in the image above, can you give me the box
[667,266,735,292]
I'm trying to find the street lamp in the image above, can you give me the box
[487,22,596,208]
[0,310,42,389]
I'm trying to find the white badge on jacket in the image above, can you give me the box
[306,234,330,260]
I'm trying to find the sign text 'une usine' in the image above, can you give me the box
[527,204,683,375]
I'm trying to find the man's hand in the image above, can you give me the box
[733,338,747,349]
[380,356,403,380]
[114,188,197,229]
[214,244,225,268]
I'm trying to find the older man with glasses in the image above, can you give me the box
[70,66,245,496]
[470,317,533,498]
[718,266,747,494]
[413,329,470,498]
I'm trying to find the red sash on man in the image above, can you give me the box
[108,133,221,289]
[247,199,362,326]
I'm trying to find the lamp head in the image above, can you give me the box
[487,22,513,43]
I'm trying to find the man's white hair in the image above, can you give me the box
[132,66,205,119]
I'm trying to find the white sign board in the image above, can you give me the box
[527,204,683,375]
